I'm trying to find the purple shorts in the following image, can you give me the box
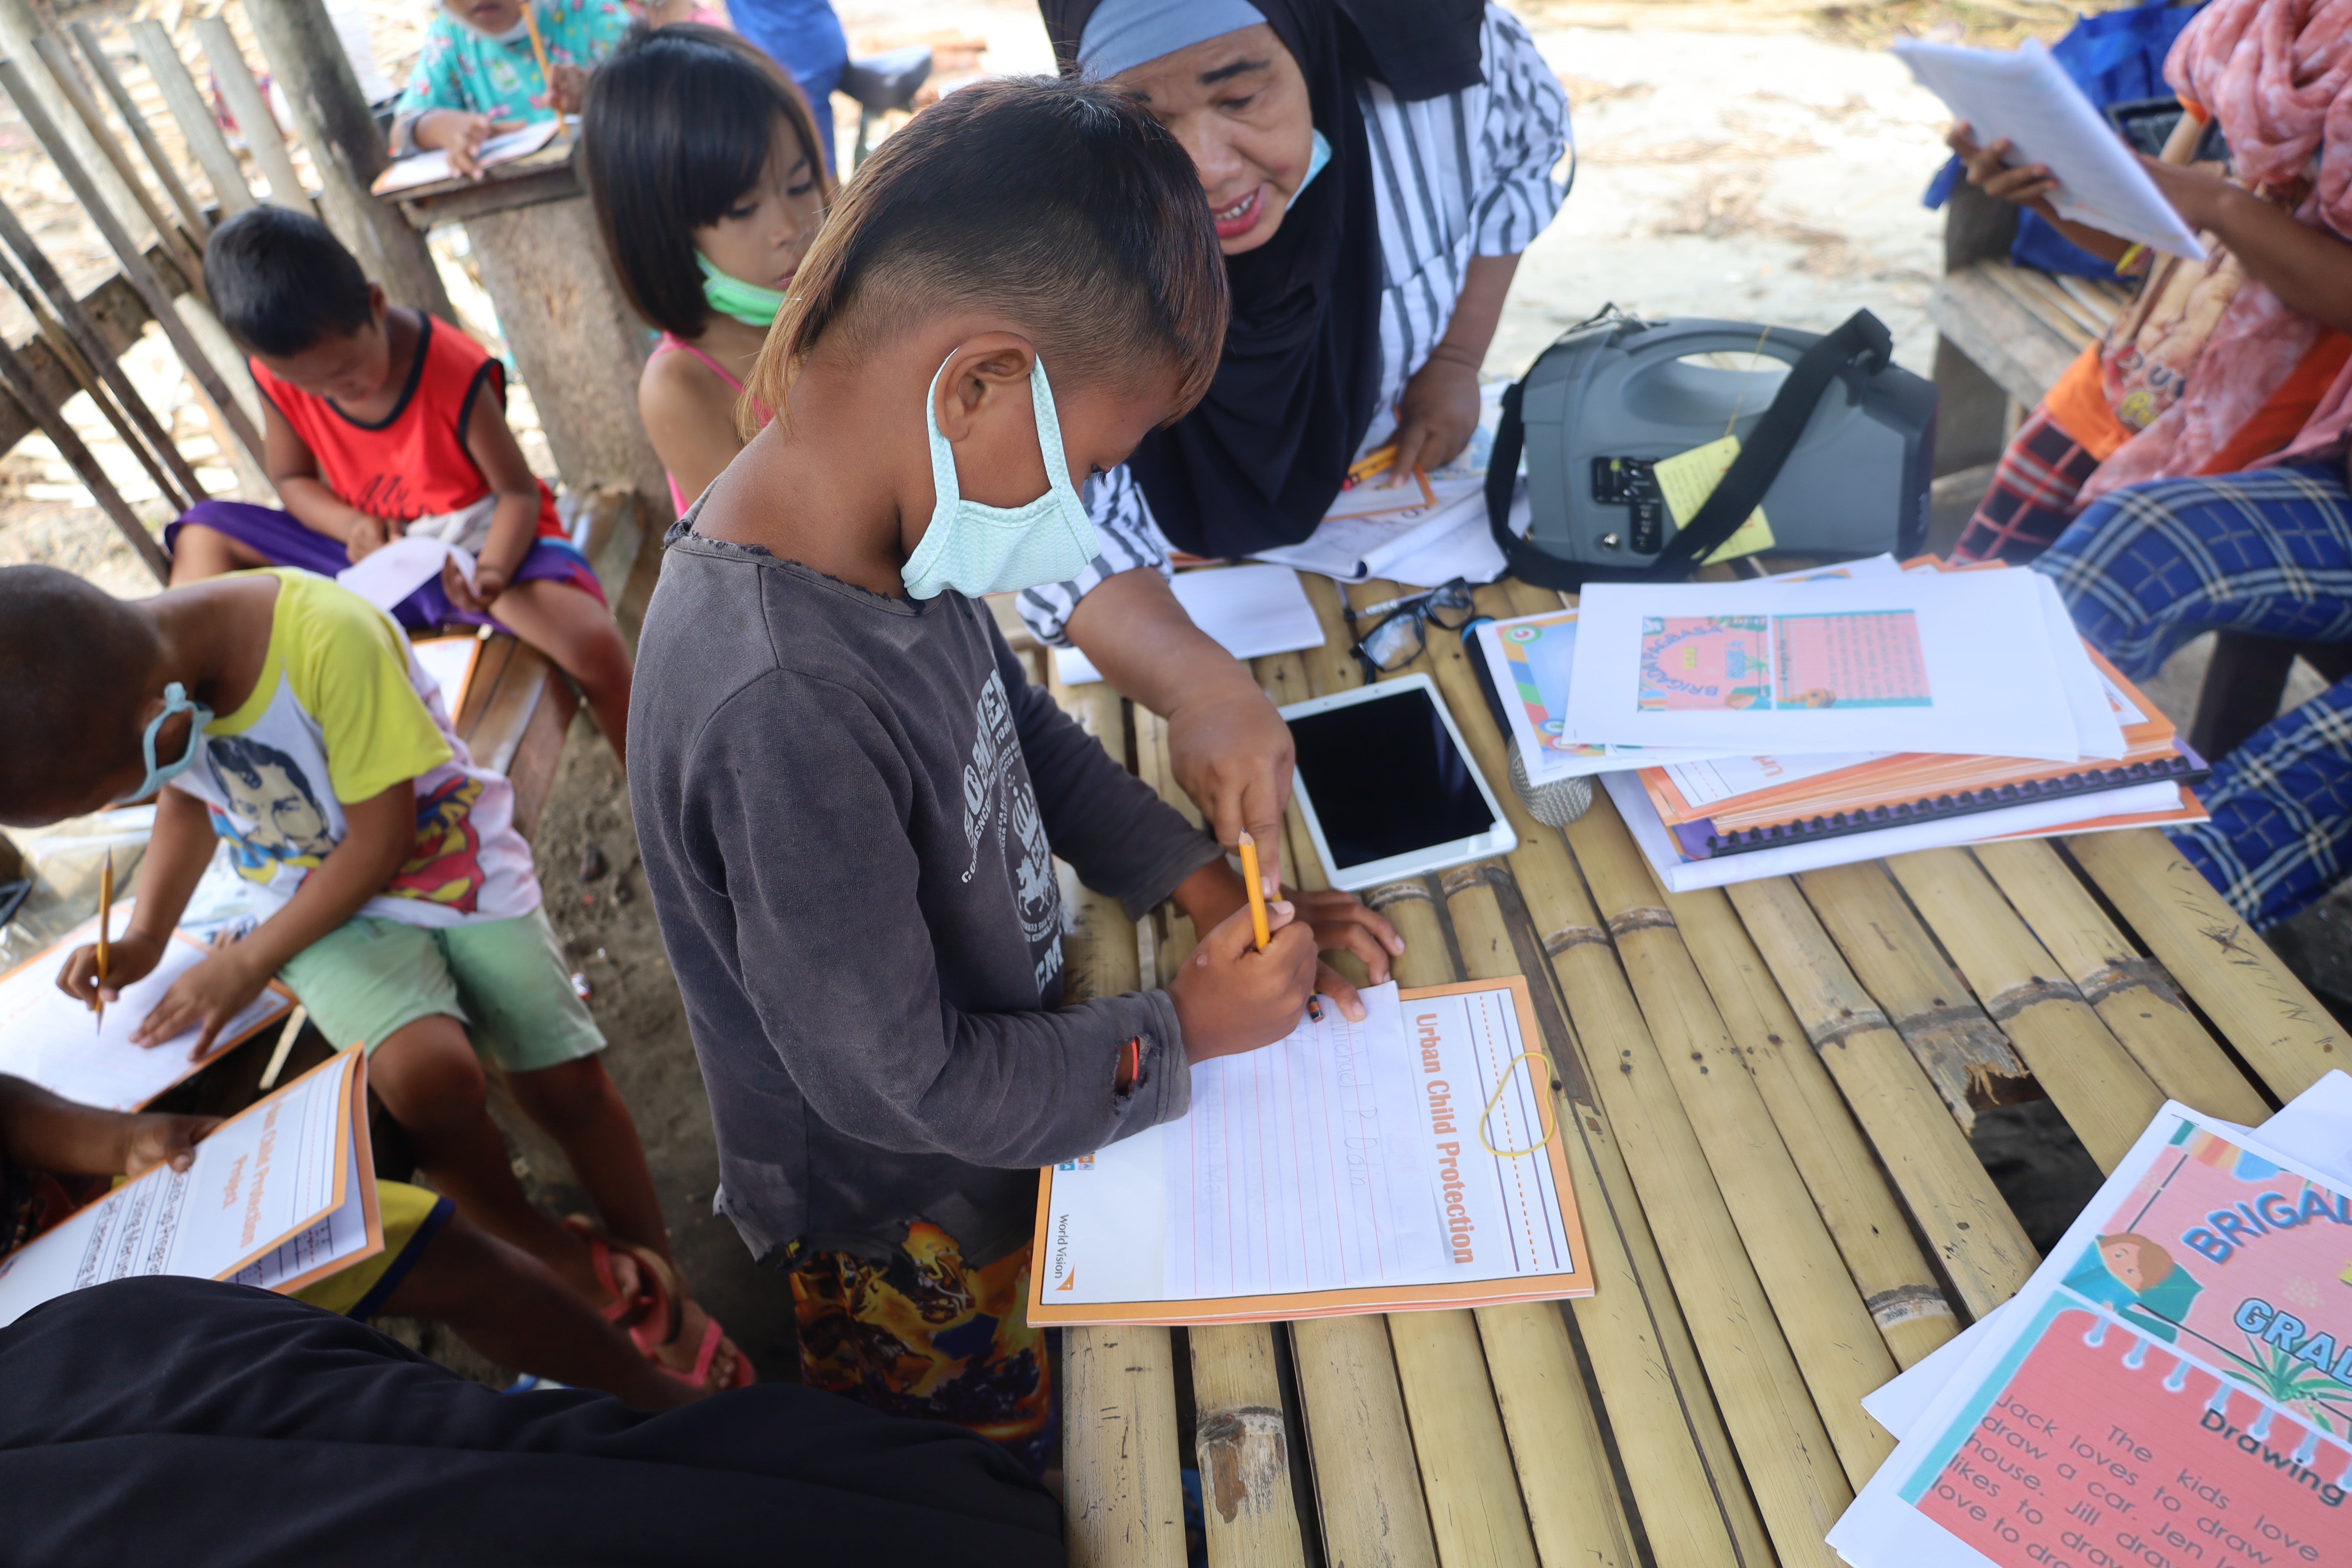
[167,499,606,632]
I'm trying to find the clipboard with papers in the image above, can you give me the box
[0,1046,383,1327]
[1029,977,1591,1326]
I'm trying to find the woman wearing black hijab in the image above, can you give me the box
[1018,0,1569,884]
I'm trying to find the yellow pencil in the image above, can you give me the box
[93,847,113,1033]
[519,2,558,119]
[1347,443,1399,483]
[1236,830,1271,951]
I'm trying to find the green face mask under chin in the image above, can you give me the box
[697,251,787,327]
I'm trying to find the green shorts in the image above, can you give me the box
[279,907,605,1075]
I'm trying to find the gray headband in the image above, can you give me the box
[1076,0,1268,81]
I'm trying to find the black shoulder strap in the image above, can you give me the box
[1488,309,1894,591]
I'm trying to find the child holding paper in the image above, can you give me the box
[0,562,746,1393]
[0,1073,704,1407]
[628,76,1400,1471]
[166,207,634,762]
[393,0,631,176]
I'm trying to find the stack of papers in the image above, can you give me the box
[1028,978,1591,1325]
[1831,1073,2352,1568]
[1473,558,2207,890]
[370,119,562,195]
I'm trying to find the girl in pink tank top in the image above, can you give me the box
[581,24,828,514]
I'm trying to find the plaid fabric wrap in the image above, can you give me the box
[2034,459,2352,926]
[1953,406,2104,564]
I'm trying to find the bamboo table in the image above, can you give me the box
[1046,571,2343,1568]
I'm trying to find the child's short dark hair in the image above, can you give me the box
[744,75,1227,433]
[204,207,375,358]
[0,567,160,826]
[580,23,834,340]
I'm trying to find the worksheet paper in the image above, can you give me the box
[1475,556,1905,783]
[1603,770,2190,892]
[1053,564,1325,685]
[411,634,482,719]
[0,1049,374,1327]
[1828,1096,2352,1568]
[369,118,562,194]
[1030,980,1588,1324]
[335,535,476,614]
[1892,39,2207,260]
[0,907,294,1112]
[1566,571,2086,760]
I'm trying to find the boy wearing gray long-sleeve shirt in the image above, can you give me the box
[626,80,1399,1472]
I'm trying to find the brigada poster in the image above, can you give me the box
[1836,1107,2351,1568]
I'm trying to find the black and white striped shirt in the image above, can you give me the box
[1018,3,1571,646]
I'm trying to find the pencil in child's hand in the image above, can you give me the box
[94,848,113,1033]
[1236,831,1272,951]
[519,2,558,119]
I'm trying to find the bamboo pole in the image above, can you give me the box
[1884,847,2163,1171]
[1294,573,1365,697]
[1287,1314,1441,1568]
[29,33,206,290]
[1368,882,1542,1568]
[0,332,171,582]
[190,16,317,219]
[0,245,191,515]
[1188,1323,1309,1565]
[1426,585,1767,1568]
[1566,799,1895,1491]
[69,21,212,243]
[1065,1323,1191,1568]
[1795,860,2031,1125]
[1643,876,1959,1371]
[1971,839,2269,1122]
[1724,875,2038,1319]
[129,20,258,221]
[2065,829,2343,1101]
[0,191,206,510]
[0,58,266,466]
[0,0,156,248]
[1443,872,1648,1568]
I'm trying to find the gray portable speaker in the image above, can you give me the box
[1497,309,1936,580]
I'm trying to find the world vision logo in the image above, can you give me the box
[1056,1269,1077,1292]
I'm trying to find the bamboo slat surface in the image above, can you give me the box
[1050,566,2292,1568]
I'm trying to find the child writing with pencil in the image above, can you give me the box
[0,562,747,1393]
[394,0,632,176]
[628,76,1400,1472]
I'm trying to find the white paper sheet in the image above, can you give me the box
[1251,475,1491,583]
[2037,573,2125,760]
[1566,571,2084,761]
[228,1126,374,1291]
[1893,39,2206,260]
[335,535,475,614]
[1039,983,1577,1308]
[1603,770,2188,892]
[1054,564,1326,686]
[410,634,481,718]
[0,1052,355,1326]
[0,908,293,1112]
[369,118,561,194]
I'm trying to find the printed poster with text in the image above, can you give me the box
[1855,1112,2351,1568]
[1636,611,1933,712]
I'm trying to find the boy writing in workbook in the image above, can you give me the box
[0,1071,703,1407]
[166,207,635,763]
[628,77,1401,1471]
[0,562,746,1392]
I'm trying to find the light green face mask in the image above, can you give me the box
[901,354,1101,602]
[697,251,787,327]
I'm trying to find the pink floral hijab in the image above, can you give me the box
[2082,0,2352,499]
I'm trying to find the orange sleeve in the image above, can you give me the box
[2041,346,2135,462]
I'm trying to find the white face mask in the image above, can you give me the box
[901,354,1102,601]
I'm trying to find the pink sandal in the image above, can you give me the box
[600,1230,756,1392]
[565,1215,658,1331]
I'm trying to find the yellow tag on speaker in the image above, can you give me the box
[1653,435,1775,565]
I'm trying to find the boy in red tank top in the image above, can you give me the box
[168,208,634,762]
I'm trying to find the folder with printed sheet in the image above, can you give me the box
[1640,645,2209,858]
[1029,977,1591,1327]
